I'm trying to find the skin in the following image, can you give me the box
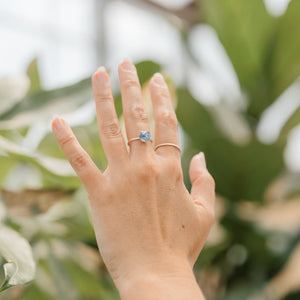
[52,58,215,300]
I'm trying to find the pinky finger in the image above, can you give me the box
[52,117,104,194]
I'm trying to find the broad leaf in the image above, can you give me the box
[46,252,81,300]
[269,0,300,103]
[135,60,161,86]
[208,103,252,145]
[267,242,300,300]
[176,88,223,148]
[0,157,15,186]
[0,75,30,115]
[176,89,285,201]
[0,226,35,292]
[0,78,92,130]
[22,283,56,300]
[38,121,107,172]
[278,105,300,145]
[201,0,274,92]
[30,191,94,241]
[205,138,285,202]
[0,136,80,189]
[62,258,118,300]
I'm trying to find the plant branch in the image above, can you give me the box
[127,0,201,29]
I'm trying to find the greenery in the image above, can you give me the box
[1,0,300,299]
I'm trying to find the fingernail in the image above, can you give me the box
[197,152,206,168]
[121,58,135,72]
[52,117,64,131]
[153,73,165,86]
[52,114,59,121]
[95,66,107,85]
[97,66,106,72]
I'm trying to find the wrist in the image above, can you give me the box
[115,257,205,300]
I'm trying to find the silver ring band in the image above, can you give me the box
[155,143,181,152]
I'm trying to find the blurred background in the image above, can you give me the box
[0,0,300,299]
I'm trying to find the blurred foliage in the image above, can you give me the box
[0,0,300,299]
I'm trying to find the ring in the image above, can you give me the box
[155,143,181,152]
[128,131,152,145]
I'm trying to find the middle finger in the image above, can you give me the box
[118,58,153,157]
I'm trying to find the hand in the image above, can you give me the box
[52,58,215,299]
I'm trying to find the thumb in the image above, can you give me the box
[189,152,215,216]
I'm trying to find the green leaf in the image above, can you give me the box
[207,103,252,145]
[26,58,42,94]
[214,282,263,300]
[0,76,30,116]
[135,60,161,86]
[269,0,300,102]
[38,121,107,172]
[0,78,92,130]
[0,157,15,186]
[36,190,94,241]
[0,225,35,292]
[46,252,81,300]
[22,283,56,300]
[176,89,285,201]
[61,258,118,300]
[201,0,274,92]
[205,138,285,202]
[1,262,17,292]
[0,193,7,223]
[175,88,223,148]
[278,105,300,145]
[0,136,80,189]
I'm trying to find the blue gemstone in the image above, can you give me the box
[139,131,151,142]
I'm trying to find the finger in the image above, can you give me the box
[92,67,129,168]
[189,152,215,221]
[52,117,104,194]
[118,58,153,156]
[149,73,180,159]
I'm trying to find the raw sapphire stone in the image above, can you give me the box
[139,131,151,142]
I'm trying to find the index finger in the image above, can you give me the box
[52,117,104,194]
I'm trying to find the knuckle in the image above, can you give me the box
[131,104,148,122]
[194,170,215,189]
[156,87,170,99]
[102,120,122,138]
[94,94,112,104]
[206,208,215,226]
[135,160,158,181]
[205,172,216,189]
[70,151,88,170]
[122,78,140,90]
[157,110,178,128]
[61,135,76,146]
[163,159,183,181]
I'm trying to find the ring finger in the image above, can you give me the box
[149,73,180,160]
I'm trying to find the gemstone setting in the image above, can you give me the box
[139,131,151,142]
